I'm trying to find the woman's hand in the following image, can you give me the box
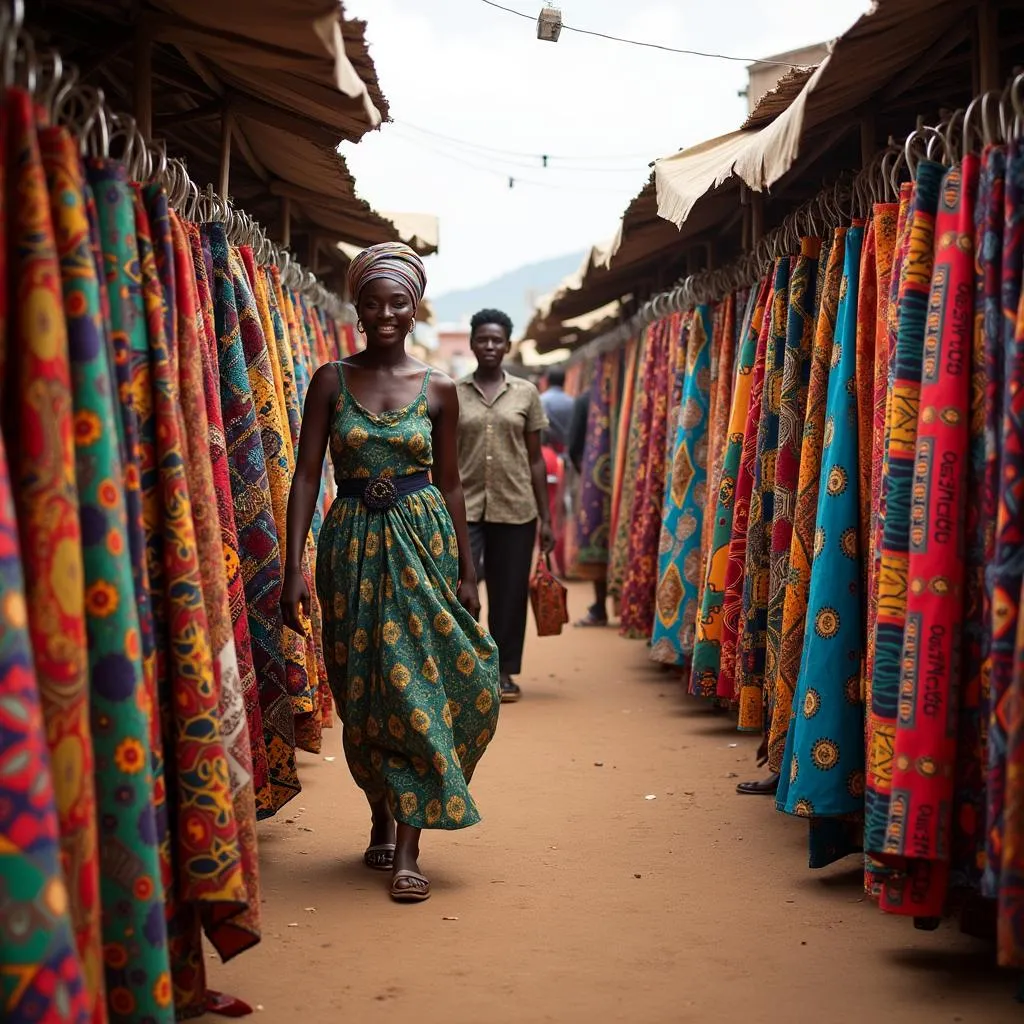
[539,520,556,555]
[281,567,310,635]
[458,579,482,620]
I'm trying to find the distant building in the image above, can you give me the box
[741,42,829,114]
[435,324,473,379]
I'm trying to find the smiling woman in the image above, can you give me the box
[281,242,501,905]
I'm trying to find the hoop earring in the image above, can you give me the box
[409,318,416,334]
[356,319,364,334]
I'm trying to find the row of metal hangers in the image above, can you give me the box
[0,0,347,319]
[594,69,1024,349]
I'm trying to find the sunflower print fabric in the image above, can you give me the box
[85,157,175,1024]
[0,427,92,1024]
[316,366,500,829]
[777,225,866,826]
[767,231,845,774]
[5,94,105,1012]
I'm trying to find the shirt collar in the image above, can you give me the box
[464,370,510,403]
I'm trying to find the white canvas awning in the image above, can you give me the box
[654,130,759,228]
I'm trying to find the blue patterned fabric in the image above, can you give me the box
[651,305,712,665]
[777,225,866,829]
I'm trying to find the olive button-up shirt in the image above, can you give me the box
[456,373,548,525]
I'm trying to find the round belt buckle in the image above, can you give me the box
[363,475,398,511]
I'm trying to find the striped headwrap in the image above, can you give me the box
[347,241,427,306]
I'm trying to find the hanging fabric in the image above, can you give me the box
[776,223,866,857]
[877,154,978,919]
[719,276,773,708]
[988,134,1024,966]
[691,282,766,698]
[763,239,820,762]
[619,318,676,637]
[85,155,174,1024]
[575,351,620,578]
[206,223,299,815]
[955,143,1005,900]
[768,229,846,772]
[865,162,944,889]
[3,88,104,1009]
[865,183,915,896]
[187,222,272,813]
[739,259,791,730]
[652,304,712,665]
[698,296,738,617]
[608,337,640,602]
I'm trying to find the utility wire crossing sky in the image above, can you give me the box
[343,0,869,301]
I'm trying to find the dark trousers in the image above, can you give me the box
[468,519,536,677]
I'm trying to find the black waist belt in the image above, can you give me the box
[335,471,431,511]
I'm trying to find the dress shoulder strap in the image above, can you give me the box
[418,367,432,397]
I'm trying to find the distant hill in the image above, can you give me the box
[430,251,585,336]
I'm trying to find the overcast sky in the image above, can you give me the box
[342,0,870,298]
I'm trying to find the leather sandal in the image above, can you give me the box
[364,843,396,870]
[390,869,431,902]
[736,773,780,796]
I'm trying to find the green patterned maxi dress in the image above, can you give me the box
[316,365,500,829]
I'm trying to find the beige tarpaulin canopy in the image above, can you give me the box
[653,66,817,228]
[336,212,440,258]
[380,212,441,256]
[654,131,758,229]
[147,1,384,140]
[31,2,404,262]
[730,0,970,191]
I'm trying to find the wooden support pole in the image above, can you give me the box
[134,28,153,139]
[751,192,764,247]
[976,0,1000,94]
[280,196,291,249]
[218,108,233,201]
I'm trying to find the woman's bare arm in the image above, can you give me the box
[281,364,337,632]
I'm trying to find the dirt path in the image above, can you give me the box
[203,584,1017,1024]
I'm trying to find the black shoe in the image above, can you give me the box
[500,677,522,703]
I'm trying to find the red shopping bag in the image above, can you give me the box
[529,554,569,637]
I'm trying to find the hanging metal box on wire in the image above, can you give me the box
[537,5,562,42]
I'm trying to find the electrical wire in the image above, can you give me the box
[477,0,809,67]
[395,119,658,164]
[395,127,639,193]
[390,124,649,173]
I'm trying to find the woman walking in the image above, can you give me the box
[457,310,554,704]
[282,243,500,904]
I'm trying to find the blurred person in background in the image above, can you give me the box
[540,366,573,574]
[568,390,609,627]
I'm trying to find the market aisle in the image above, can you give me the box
[205,584,1014,1024]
